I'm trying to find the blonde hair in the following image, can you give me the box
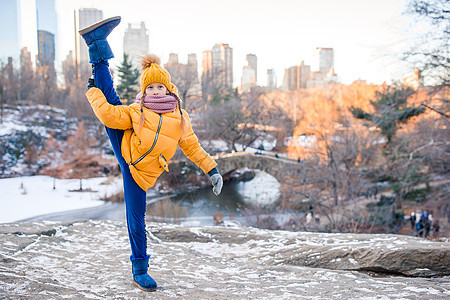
[136,91,189,140]
[137,93,146,135]
[168,91,189,140]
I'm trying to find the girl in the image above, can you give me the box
[79,16,223,292]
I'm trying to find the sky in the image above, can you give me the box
[21,0,416,86]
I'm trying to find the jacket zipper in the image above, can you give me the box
[129,115,163,166]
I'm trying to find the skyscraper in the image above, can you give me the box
[166,53,179,66]
[284,61,311,90]
[0,0,21,63]
[201,50,213,99]
[241,54,257,92]
[123,22,149,68]
[20,47,32,72]
[37,30,55,67]
[246,54,257,83]
[202,50,212,75]
[36,0,58,62]
[201,44,233,99]
[241,66,256,93]
[211,43,233,89]
[316,47,334,74]
[267,68,277,89]
[187,53,199,83]
[187,53,197,72]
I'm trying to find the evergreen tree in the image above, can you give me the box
[350,85,425,144]
[350,85,426,208]
[116,54,139,105]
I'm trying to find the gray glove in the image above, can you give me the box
[210,173,223,196]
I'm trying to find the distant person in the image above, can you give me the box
[410,212,416,231]
[445,204,450,222]
[306,212,312,224]
[416,219,424,237]
[432,220,440,240]
[423,217,431,239]
[257,145,264,155]
[79,17,223,292]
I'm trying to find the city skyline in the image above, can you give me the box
[6,0,416,86]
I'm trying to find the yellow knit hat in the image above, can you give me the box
[140,54,178,95]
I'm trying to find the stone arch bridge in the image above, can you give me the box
[214,152,302,182]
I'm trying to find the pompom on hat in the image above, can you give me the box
[140,54,178,96]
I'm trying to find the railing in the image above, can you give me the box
[213,151,301,165]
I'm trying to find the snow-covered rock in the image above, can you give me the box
[0,220,448,299]
[0,104,78,178]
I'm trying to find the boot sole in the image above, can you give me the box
[132,280,158,292]
[78,16,121,35]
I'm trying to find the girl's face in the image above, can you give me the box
[145,82,168,96]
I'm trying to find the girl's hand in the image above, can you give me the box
[210,174,223,196]
[87,77,96,90]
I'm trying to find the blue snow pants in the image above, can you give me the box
[93,61,149,261]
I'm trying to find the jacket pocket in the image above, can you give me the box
[158,154,169,172]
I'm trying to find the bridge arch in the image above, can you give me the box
[214,152,302,182]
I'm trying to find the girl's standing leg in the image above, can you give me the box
[93,61,149,260]
[121,163,149,260]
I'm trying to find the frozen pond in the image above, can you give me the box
[147,170,281,226]
[23,171,283,226]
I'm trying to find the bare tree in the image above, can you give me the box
[35,65,57,105]
[38,131,63,189]
[403,0,449,89]
[402,0,450,123]
[282,93,380,231]
[201,89,286,152]
[166,63,199,108]
[61,77,95,119]
[3,58,19,103]
[19,50,35,101]
[58,121,103,190]
[201,68,228,111]
[258,91,296,151]
[0,61,6,123]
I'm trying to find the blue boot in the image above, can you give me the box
[78,16,121,63]
[131,256,158,291]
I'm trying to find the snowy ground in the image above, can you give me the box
[0,220,449,299]
[0,176,123,223]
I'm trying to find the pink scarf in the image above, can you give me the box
[135,94,178,113]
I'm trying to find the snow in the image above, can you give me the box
[0,176,123,223]
[0,117,29,136]
[1,220,449,298]
[202,137,277,154]
[236,170,280,206]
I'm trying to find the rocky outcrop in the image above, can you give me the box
[151,225,449,277]
[1,220,449,299]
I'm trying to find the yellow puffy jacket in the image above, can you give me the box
[86,87,217,191]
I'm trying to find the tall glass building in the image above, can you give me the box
[36,0,58,63]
